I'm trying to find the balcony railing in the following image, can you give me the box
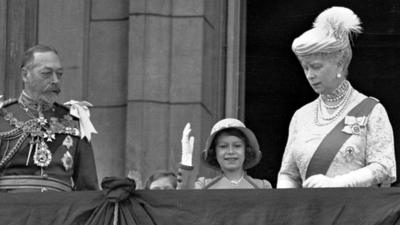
[1,187,400,225]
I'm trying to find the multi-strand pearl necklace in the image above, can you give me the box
[321,80,349,103]
[314,81,353,126]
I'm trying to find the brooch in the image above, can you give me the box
[341,146,359,162]
[342,116,367,135]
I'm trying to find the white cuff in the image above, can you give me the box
[181,154,193,167]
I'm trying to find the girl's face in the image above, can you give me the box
[215,134,245,173]
[298,53,343,95]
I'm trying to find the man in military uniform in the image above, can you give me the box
[0,44,99,192]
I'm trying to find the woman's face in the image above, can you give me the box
[215,134,245,173]
[298,54,343,95]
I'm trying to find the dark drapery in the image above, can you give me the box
[1,187,400,225]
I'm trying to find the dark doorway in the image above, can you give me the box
[245,0,400,187]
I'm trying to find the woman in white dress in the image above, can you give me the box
[277,6,396,188]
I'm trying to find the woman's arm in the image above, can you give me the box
[277,111,302,188]
[277,174,301,188]
[364,103,396,185]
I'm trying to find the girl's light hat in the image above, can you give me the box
[201,118,262,170]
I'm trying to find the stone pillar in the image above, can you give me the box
[0,0,8,96]
[0,0,38,98]
[33,0,227,186]
[127,0,226,186]
[38,0,129,180]
[88,0,129,178]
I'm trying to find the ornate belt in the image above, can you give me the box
[0,175,72,192]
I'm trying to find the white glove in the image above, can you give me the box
[181,122,194,166]
[303,174,345,188]
[333,167,376,187]
[303,167,376,188]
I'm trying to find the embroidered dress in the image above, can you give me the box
[278,89,396,187]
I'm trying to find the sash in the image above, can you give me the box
[305,97,378,179]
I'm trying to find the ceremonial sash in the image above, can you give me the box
[305,97,378,179]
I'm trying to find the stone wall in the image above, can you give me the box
[19,0,228,186]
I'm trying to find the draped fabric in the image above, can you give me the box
[1,185,400,224]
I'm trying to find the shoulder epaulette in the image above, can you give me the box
[0,98,17,109]
[53,102,79,121]
[54,102,70,111]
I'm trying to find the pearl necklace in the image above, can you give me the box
[321,80,349,103]
[315,85,353,126]
[320,81,350,110]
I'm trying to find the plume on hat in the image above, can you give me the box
[313,6,362,41]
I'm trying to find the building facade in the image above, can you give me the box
[0,0,242,186]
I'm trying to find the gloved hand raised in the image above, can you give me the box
[181,122,195,166]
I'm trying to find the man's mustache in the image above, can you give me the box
[46,86,61,94]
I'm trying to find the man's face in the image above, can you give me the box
[22,51,63,104]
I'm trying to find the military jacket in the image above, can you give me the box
[0,99,99,191]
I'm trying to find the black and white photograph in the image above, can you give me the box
[0,0,399,224]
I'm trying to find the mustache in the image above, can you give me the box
[46,85,61,94]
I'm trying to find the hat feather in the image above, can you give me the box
[313,6,362,39]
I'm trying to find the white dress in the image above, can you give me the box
[278,89,396,187]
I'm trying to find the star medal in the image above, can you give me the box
[33,141,52,167]
[62,135,73,150]
[61,151,73,171]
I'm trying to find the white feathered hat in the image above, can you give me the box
[292,6,362,56]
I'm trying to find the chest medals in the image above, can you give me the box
[0,106,79,169]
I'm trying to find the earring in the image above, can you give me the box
[337,73,342,78]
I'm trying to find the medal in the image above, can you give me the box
[342,146,356,162]
[61,151,73,171]
[351,124,361,135]
[33,141,52,167]
[62,135,73,149]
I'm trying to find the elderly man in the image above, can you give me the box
[0,44,99,192]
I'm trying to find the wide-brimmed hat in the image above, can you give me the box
[201,118,262,170]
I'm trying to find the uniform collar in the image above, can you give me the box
[18,91,53,112]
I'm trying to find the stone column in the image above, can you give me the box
[0,0,38,98]
[38,0,129,179]
[127,0,226,186]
